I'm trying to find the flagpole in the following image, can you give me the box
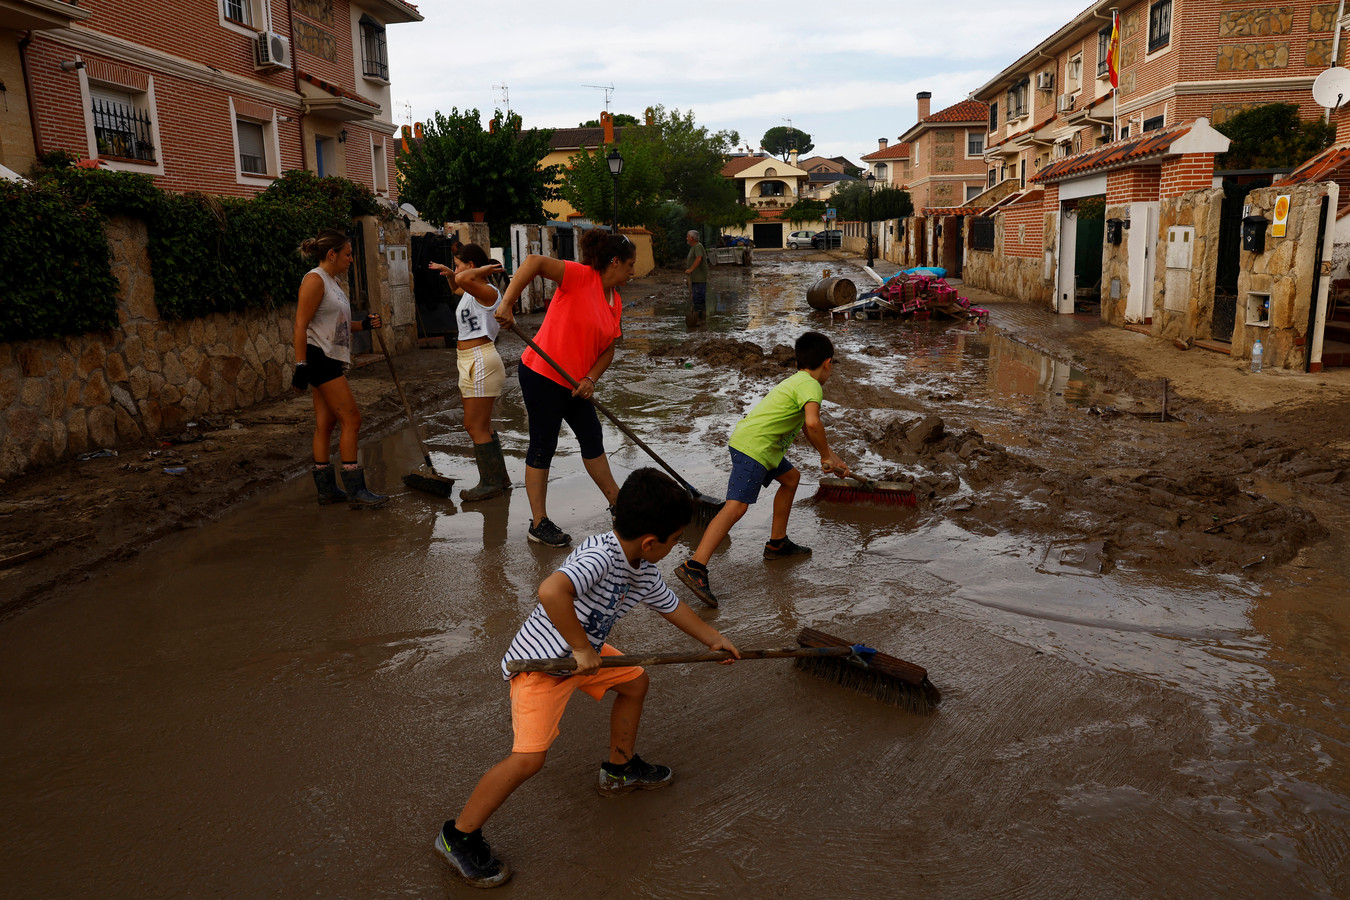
[1110,8,1120,141]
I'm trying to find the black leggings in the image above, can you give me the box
[519,363,604,468]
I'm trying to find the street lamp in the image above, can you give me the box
[607,148,624,235]
[865,171,876,268]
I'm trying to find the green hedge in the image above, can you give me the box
[0,167,379,342]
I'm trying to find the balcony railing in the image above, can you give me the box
[93,99,155,163]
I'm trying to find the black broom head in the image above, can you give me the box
[794,627,940,713]
[403,471,457,499]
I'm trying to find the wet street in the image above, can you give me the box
[3,254,1350,897]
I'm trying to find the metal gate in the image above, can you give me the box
[752,222,783,248]
[1211,179,1259,343]
[410,233,458,338]
[346,224,372,355]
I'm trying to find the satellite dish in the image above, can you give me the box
[1313,67,1350,109]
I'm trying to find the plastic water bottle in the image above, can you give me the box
[1251,339,1263,374]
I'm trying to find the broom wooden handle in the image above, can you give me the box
[373,327,432,467]
[506,323,699,495]
[507,645,853,673]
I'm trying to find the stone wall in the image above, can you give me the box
[1151,188,1224,344]
[963,210,1053,306]
[0,214,406,480]
[1236,181,1336,369]
[1102,205,1133,327]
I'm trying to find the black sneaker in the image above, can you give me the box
[597,754,673,796]
[675,560,718,608]
[527,517,571,547]
[764,537,812,560]
[433,822,512,888]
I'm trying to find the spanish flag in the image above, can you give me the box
[1107,10,1121,89]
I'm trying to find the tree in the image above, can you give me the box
[625,106,743,225]
[761,126,814,161]
[578,113,641,128]
[1215,103,1335,170]
[395,107,560,245]
[559,136,663,228]
[780,198,827,225]
[830,182,912,221]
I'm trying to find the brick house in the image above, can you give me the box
[798,154,859,200]
[860,139,910,188]
[894,92,992,211]
[3,0,419,198]
[961,0,1347,370]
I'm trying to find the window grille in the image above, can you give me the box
[1148,0,1171,53]
[971,217,996,251]
[92,90,155,163]
[360,16,388,80]
[1097,28,1111,76]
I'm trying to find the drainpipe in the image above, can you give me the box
[1330,0,1347,124]
[1306,192,1333,372]
[17,31,45,160]
[285,1,307,170]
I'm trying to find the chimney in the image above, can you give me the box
[917,91,932,121]
[878,138,888,151]
[789,148,799,166]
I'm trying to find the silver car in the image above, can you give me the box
[786,230,816,249]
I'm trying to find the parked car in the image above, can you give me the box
[786,230,816,249]
[811,230,843,249]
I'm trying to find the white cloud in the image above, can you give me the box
[387,0,1092,164]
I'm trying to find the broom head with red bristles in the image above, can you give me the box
[814,475,918,507]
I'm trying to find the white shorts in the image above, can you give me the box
[457,343,505,398]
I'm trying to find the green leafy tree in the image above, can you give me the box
[396,107,560,244]
[780,198,827,225]
[629,105,741,223]
[578,113,641,127]
[830,183,913,221]
[1215,103,1335,170]
[560,137,663,228]
[761,125,814,160]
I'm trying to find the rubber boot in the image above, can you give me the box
[459,434,510,503]
[340,465,388,510]
[311,463,348,506]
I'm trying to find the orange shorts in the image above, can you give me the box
[509,643,645,753]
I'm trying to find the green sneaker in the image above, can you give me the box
[433,822,511,888]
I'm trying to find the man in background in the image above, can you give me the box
[684,230,708,323]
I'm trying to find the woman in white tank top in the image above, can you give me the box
[429,242,511,502]
[292,228,387,509]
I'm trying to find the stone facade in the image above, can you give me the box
[1217,42,1291,71]
[1151,188,1225,344]
[1102,205,1133,328]
[1235,181,1336,369]
[963,213,1055,306]
[1217,7,1293,38]
[0,215,406,480]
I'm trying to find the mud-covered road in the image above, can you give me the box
[3,253,1350,897]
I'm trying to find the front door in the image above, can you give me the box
[1057,208,1077,314]
[752,222,783,248]
[1211,179,1264,342]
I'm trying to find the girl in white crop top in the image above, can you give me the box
[429,242,512,502]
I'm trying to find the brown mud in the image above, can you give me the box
[3,256,1350,897]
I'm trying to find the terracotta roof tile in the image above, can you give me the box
[861,142,909,161]
[1032,122,1193,183]
[924,99,990,124]
[721,156,768,176]
[1284,145,1350,187]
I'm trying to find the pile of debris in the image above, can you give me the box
[830,269,989,323]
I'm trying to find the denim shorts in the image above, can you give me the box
[725,447,793,504]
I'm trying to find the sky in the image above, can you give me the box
[387,0,1096,164]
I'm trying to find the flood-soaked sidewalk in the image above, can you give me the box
[2,252,1349,897]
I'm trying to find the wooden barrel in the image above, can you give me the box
[806,276,856,311]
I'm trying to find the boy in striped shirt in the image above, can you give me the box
[435,468,740,889]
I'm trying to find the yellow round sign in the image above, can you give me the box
[1274,195,1290,220]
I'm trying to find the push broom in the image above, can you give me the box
[372,329,458,499]
[507,323,725,525]
[507,626,940,713]
[815,464,917,507]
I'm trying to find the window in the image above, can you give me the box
[966,184,983,202]
[91,86,155,163]
[1097,27,1111,76]
[989,102,999,131]
[236,119,267,174]
[1066,54,1082,93]
[875,163,887,181]
[1142,115,1165,133]
[1006,79,1029,119]
[967,131,984,156]
[373,141,388,194]
[223,0,251,25]
[360,15,388,81]
[1119,125,1131,140]
[988,168,997,187]
[1148,0,1171,53]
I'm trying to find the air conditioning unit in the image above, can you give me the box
[254,31,291,72]
[1036,72,1055,91]
[1056,93,1075,112]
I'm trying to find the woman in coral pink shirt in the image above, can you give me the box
[496,230,636,548]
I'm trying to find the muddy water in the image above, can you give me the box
[2,255,1348,897]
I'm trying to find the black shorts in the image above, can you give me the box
[518,363,604,468]
[305,345,346,387]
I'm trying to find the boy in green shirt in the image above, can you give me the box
[675,331,848,607]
